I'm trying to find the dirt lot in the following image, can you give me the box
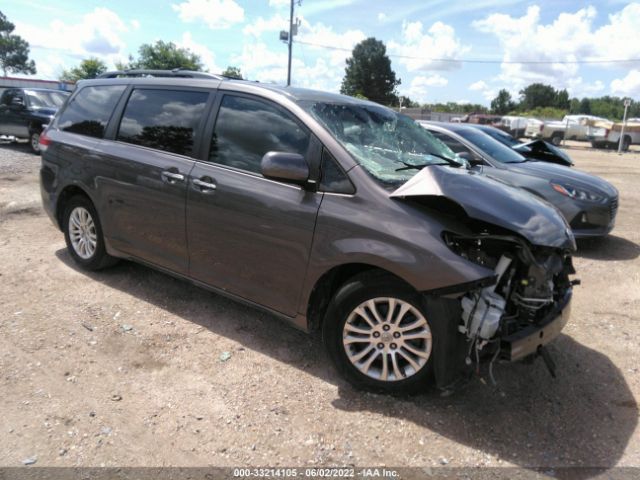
[1,141,639,472]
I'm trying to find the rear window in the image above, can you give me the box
[57,85,125,139]
[117,88,209,157]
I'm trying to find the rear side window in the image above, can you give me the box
[57,85,125,139]
[117,89,209,157]
[210,95,310,174]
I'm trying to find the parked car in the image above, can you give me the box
[418,121,618,238]
[41,70,576,393]
[530,115,607,146]
[496,115,528,138]
[524,118,544,139]
[469,124,574,167]
[0,87,70,153]
[587,118,640,151]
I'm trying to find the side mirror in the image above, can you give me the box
[261,151,309,186]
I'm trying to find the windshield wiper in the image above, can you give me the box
[395,152,463,171]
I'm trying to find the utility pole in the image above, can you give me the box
[618,98,631,154]
[287,0,294,86]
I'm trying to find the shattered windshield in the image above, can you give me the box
[299,100,464,186]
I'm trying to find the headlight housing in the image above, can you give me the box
[550,182,604,203]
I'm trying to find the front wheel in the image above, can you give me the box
[29,131,41,154]
[63,195,117,270]
[323,272,435,394]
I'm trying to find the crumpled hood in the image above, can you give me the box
[514,140,573,166]
[390,166,576,250]
[509,161,618,197]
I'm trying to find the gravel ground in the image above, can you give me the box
[0,140,639,472]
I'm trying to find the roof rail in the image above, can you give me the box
[96,69,223,80]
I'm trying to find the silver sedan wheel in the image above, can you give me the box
[68,207,97,260]
[342,297,432,382]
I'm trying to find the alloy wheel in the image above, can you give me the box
[68,206,97,259]
[342,297,432,382]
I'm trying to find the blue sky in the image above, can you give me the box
[3,0,640,105]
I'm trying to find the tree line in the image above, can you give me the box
[1,8,636,121]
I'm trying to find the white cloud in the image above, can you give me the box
[177,32,221,73]
[473,3,640,92]
[172,0,244,29]
[233,19,365,92]
[243,14,288,37]
[467,80,497,101]
[469,80,488,91]
[377,13,388,22]
[611,70,640,97]
[130,19,140,30]
[14,7,129,77]
[402,75,449,102]
[16,8,127,57]
[388,20,469,72]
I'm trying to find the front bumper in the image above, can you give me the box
[500,288,572,361]
[568,196,618,238]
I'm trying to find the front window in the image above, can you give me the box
[455,128,526,164]
[25,90,68,109]
[299,101,463,186]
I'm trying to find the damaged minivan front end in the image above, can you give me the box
[391,166,576,387]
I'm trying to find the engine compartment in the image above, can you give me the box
[442,231,575,379]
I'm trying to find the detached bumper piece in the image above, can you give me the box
[501,288,572,362]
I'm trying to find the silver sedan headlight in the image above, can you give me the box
[550,182,604,203]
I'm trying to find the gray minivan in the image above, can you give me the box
[40,70,576,393]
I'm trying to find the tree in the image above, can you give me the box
[222,66,243,79]
[578,98,591,115]
[555,88,570,109]
[128,40,203,71]
[519,83,557,110]
[60,58,107,81]
[0,10,36,77]
[399,95,419,108]
[490,89,516,115]
[340,37,400,105]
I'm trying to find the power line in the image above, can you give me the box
[294,39,640,65]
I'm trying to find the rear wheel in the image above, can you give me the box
[323,272,435,394]
[63,195,117,270]
[29,131,41,154]
[622,135,631,152]
[550,133,563,146]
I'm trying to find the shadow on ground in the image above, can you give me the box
[576,235,640,261]
[55,249,637,476]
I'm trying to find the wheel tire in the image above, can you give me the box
[591,142,602,149]
[63,195,117,271]
[29,131,41,155]
[322,271,435,394]
[622,136,631,152]
[551,133,563,146]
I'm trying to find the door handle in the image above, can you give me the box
[161,171,185,183]
[192,178,217,192]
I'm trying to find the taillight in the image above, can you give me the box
[604,129,610,138]
[539,124,543,132]
[39,131,52,153]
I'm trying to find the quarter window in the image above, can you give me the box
[210,95,310,174]
[319,149,354,194]
[57,85,125,139]
[117,89,209,157]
